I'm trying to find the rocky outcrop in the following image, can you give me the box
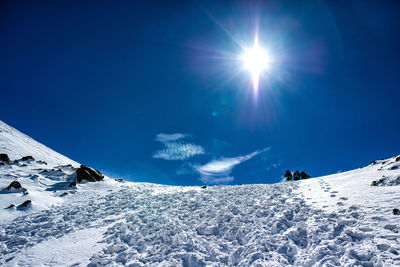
[76,165,104,183]
[6,181,29,195]
[0,153,10,163]
[18,200,31,208]
[7,181,22,190]
[21,156,34,161]
[371,178,384,186]
[371,175,400,186]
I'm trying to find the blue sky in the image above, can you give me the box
[1,0,400,185]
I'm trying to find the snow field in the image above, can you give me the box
[1,120,400,266]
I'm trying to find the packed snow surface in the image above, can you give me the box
[0,121,400,266]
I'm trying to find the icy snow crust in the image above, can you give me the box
[0,121,400,266]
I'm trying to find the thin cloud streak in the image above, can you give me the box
[197,147,270,184]
[154,133,187,143]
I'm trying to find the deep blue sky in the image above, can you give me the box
[1,0,399,185]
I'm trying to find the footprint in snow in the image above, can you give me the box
[383,224,397,232]
[330,194,336,197]
[371,216,387,221]
[337,202,345,206]
[377,244,390,251]
[340,197,348,201]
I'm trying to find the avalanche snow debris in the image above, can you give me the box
[1,121,400,266]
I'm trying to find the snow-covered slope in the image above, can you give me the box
[0,121,399,266]
[0,120,78,167]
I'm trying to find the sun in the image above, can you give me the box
[241,36,272,91]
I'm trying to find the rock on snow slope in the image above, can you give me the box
[0,121,78,167]
[0,120,399,266]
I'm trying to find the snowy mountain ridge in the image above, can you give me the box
[0,121,400,266]
[0,120,78,167]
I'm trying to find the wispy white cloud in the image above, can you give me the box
[153,142,205,160]
[196,147,270,184]
[154,133,187,143]
[153,133,205,161]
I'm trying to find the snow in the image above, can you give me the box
[6,226,108,267]
[0,120,78,167]
[1,120,400,266]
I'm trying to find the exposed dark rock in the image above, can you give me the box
[60,192,69,197]
[18,200,31,208]
[76,165,104,183]
[37,160,47,165]
[396,156,400,162]
[114,178,123,183]
[7,181,22,190]
[370,161,376,166]
[0,153,10,163]
[201,186,207,189]
[284,170,292,182]
[393,209,399,215]
[6,204,15,209]
[389,166,398,170]
[0,153,10,162]
[6,181,28,194]
[21,156,34,161]
[69,182,76,187]
[56,164,73,168]
[371,178,384,186]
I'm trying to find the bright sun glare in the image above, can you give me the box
[241,36,272,91]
